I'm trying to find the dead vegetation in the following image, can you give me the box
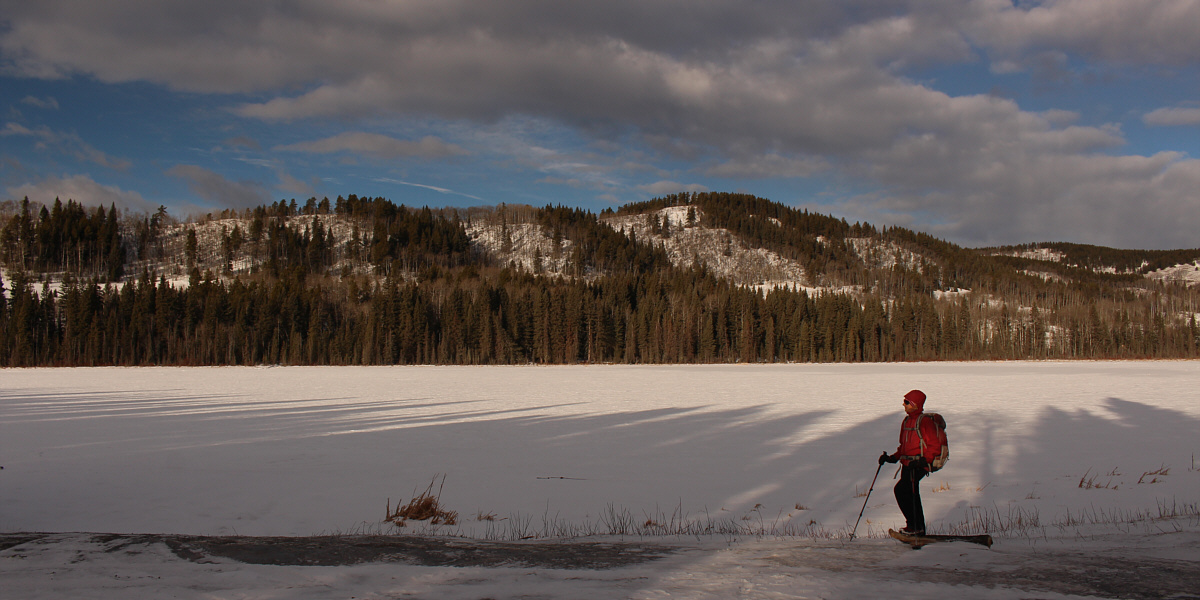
[385,475,458,528]
[1078,467,1121,490]
[1137,465,1169,484]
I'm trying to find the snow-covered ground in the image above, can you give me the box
[2,362,1199,598]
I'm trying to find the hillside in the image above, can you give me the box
[1,193,1198,366]
[6,193,1197,297]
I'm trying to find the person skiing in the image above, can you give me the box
[878,389,942,535]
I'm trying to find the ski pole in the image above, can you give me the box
[850,461,883,540]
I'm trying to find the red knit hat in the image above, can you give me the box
[904,389,926,409]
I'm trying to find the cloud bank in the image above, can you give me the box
[167,164,271,209]
[2,0,1198,247]
[2,122,131,171]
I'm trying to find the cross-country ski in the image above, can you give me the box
[888,528,994,549]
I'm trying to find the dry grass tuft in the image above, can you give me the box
[385,474,459,528]
[1078,468,1119,490]
[1138,465,1170,484]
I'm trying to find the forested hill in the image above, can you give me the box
[0,192,1197,366]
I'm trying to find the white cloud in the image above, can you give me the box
[705,154,830,179]
[1143,107,1200,127]
[167,164,271,208]
[637,181,708,196]
[1,122,131,170]
[275,132,468,159]
[276,171,315,196]
[0,122,34,136]
[20,95,58,110]
[223,135,261,150]
[7,174,155,213]
[836,151,1200,249]
[967,0,1200,66]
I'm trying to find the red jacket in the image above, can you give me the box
[896,410,943,466]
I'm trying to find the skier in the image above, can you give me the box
[878,389,942,535]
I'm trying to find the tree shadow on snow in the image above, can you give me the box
[935,396,1200,534]
[8,381,1200,598]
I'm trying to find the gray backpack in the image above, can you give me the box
[917,413,949,471]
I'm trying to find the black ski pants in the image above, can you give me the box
[894,463,928,532]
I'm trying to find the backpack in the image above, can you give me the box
[917,413,949,472]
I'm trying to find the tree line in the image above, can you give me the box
[2,262,1196,367]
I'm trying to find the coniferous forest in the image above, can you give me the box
[1,193,1198,366]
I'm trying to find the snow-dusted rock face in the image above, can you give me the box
[1146,261,1200,287]
[466,221,575,275]
[120,206,815,292]
[932,288,971,300]
[602,206,808,290]
[134,214,365,286]
[991,247,1067,262]
[1021,270,1066,283]
[151,205,857,296]
[845,237,925,271]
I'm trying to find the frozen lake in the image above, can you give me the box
[3,362,1198,539]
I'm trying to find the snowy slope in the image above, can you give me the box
[1,363,1198,598]
[603,206,810,290]
[1147,260,1200,286]
[466,220,576,275]
[139,213,361,286]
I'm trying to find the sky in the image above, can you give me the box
[1,0,1198,250]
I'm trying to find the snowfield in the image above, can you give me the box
[2,362,1199,599]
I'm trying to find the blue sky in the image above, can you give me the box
[2,1,1199,249]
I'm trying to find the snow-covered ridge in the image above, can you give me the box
[1146,260,1200,287]
[1020,269,1066,283]
[845,237,925,271]
[466,221,575,275]
[131,213,364,286]
[987,246,1193,283]
[991,247,1066,262]
[9,206,1200,298]
[602,206,809,290]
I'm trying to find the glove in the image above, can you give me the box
[879,451,898,465]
